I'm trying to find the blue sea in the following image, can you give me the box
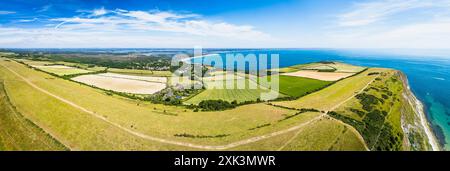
[197,49,450,150]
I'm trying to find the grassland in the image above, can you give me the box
[0,57,403,151]
[273,68,382,111]
[184,75,281,104]
[328,70,407,151]
[231,116,367,151]
[17,59,106,71]
[2,58,343,149]
[266,75,332,98]
[0,82,68,151]
[34,65,93,76]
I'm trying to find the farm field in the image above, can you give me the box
[185,72,271,104]
[273,68,384,111]
[107,68,172,77]
[1,59,345,149]
[265,75,332,98]
[0,57,419,151]
[53,61,107,72]
[72,73,167,95]
[281,70,354,81]
[186,73,331,104]
[33,65,93,76]
[17,59,106,73]
[98,73,167,83]
[281,62,367,73]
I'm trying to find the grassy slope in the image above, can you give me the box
[231,117,366,151]
[0,82,68,151]
[279,62,366,73]
[1,61,191,150]
[1,59,327,148]
[36,67,92,76]
[330,70,407,151]
[273,68,382,111]
[0,58,369,150]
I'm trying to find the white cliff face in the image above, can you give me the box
[399,72,440,151]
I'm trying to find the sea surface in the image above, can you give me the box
[196,49,450,150]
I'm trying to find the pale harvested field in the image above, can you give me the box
[98,73,167,83]
[281,70,354,81]
[72,74,166,94]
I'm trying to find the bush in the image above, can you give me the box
[198,100,237,111]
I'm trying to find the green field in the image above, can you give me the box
[184,75,284,104]
[16,59,99,76]
[273,68,382,111]
[185,74,331,105]
[231,116,366,151]
[266,75,332,98]
[53,61,107,72]
[35,66,93,76]
[0,57,413,151]
[2,59,338,149]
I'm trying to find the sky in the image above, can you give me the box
[1,0,450,48]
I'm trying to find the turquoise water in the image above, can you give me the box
[200,49,450,150]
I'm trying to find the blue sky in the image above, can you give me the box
[1,0,450,48]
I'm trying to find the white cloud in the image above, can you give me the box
[323,0,450,49]
[337,0,450,27]
[18,18,39,22]
[92,7,108,16]
[0,8,272,48]
[51,9,270,40]
[0,11,15,15]
[37,4,52,13]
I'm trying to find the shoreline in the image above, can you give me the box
[181,53,221,63]
[400,72,441,151]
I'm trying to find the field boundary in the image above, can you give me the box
[0,60,371,150]
[0,61,328,150]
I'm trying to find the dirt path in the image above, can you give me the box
[323,77,376,151]
[0,62,327,150]
[326,78,376,113]
[325,116,370,151]
[0,61,373,150]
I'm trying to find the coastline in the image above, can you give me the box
[181,53,221,63]
[399,72,441,151]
